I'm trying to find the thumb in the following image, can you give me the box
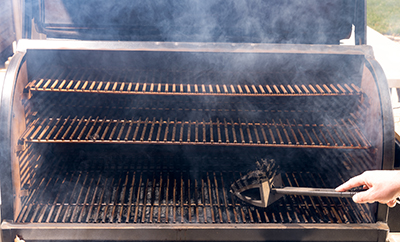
[352,190,373,203]
[387,200,397,208]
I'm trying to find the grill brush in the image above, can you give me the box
[230,159,357,208]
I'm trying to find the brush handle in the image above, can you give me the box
[272,187,357,198]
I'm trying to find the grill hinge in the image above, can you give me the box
[22,89,32,100]
[15,141,26,153]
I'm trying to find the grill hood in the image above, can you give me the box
[26,0,365,44]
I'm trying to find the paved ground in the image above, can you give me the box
[366,27,400,83]
[342,27,400,134]
[367,29,400,134]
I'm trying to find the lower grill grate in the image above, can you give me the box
[17,165,375,224]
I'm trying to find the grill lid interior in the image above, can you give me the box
[30,0,356,44]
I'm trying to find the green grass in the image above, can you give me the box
[367,0,400,35]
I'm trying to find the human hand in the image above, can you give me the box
[335,170,400,207]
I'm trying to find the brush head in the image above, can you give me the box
[230,159,283,208]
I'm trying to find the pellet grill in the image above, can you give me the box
[0,0,395,241]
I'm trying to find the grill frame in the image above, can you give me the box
[0,222,389,241]
[0,39,394,242]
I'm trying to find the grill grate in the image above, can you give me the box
[26,68,361,97]
[27,78,360,97]
[20,116,370,149]
[16,167,374,224]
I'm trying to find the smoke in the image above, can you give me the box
[6,0,388,228]
[42,0,354,44]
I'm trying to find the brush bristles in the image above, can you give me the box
[230,159,279,193]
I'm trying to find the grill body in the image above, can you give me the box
[0,40,394,242]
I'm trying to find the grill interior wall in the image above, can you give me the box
[13,49,381,225]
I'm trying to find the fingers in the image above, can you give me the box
[352,189,397,207]
[335,174,366,192]
[336,170,400,207]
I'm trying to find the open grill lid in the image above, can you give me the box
[26,0,366,44]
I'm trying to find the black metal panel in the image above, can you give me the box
[354,0,367,45]
[30,0,355,44]
[0,222,390,242]
[395,138,400,168]
[0,0,15,63]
